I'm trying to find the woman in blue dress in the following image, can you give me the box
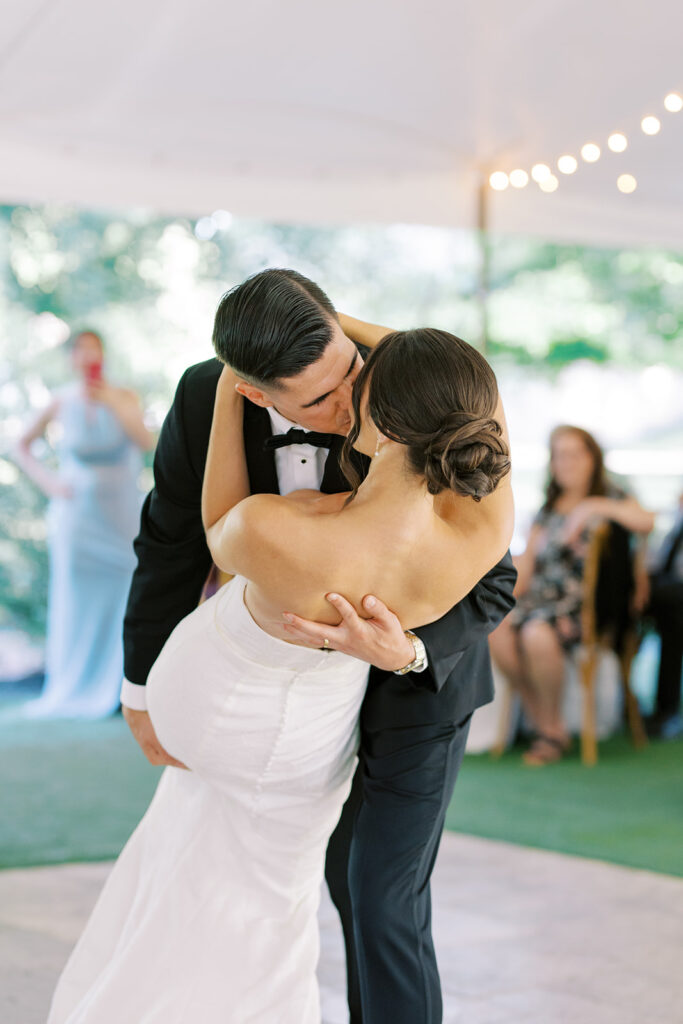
[14,330,154,718]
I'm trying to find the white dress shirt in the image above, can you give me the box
[265,407,328,495]
[120,407,329,710]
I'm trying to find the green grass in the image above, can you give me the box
[0,710,681,876]
[0,714,162,869]
[447,733,683,877]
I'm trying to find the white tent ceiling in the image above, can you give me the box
[1,0,682,249]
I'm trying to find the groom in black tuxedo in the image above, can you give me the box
[122,269,516,1024]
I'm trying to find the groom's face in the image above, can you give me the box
[237,322,363,434]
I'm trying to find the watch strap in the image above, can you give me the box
[393,630,428,675]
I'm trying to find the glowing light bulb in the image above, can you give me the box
[531,163,551,183]
[539,175,559,193]
[211,209,233,230]
[617,174,637,194]
[194,217,216,240]
[509,169,529,188]
[641,116,661,135]
[607,132,628,153]
[557,155,578,174]
[581,143,601,162]
[489,171,509,191]
[664,92,683,113]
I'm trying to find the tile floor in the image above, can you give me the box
[2,832,682,1024]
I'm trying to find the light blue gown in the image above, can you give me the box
[26,385,143,718]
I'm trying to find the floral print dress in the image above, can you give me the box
[508,506,592,652]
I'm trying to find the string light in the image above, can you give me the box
[617,174,637,194]
[531,163,551,183]
[492,86,679,202]
[489,171,509,191]
[641,115,661,135]
[509,169,529,188]
[557,155,578,174]
[607,132,628,153]
[581,143,601,162]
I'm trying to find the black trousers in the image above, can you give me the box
[648,575,683,717]
[324,713,472,1024]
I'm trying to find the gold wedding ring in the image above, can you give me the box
[322,638,330,649]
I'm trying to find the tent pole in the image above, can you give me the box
[477,178,490,355]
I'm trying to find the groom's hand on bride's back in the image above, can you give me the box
[122,707,188,769]
[282,593,415,672]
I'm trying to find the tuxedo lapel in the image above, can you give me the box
[243,402,280,495]
[320,437,370,495]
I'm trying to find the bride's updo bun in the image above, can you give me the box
[343,328,511,501]
[420,411,510,499]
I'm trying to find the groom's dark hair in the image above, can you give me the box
[212,268,338,387]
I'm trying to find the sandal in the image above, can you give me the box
[522,733,570,766]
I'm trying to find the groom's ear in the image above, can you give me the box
[234,380,274,409]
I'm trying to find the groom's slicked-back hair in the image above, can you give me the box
[212,268,338,387]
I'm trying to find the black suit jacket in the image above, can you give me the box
[123,358,517,730]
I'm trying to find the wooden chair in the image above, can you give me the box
[492,522,648,764]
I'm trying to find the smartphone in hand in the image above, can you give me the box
[85,361,103,384]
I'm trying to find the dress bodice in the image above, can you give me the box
[48,383,143,566]
[530,507,588,580]
[57,386,133,466]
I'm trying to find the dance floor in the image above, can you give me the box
[2,832,682,1024]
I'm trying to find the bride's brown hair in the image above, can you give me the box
[341,329,510,501]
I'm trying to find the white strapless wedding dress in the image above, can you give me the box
[48,576,369,1024]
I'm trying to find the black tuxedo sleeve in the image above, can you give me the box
[413,551,517,693]
[122,362,219,686]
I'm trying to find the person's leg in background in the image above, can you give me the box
[489,616,540,715]
[346,715,471,1024]
[516,618,571,763]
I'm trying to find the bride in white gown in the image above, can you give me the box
[48,328,514,1024]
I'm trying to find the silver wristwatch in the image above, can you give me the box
[393,630,428,675]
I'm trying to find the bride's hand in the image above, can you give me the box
[282,593,415,672]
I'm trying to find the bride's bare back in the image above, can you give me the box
[214,437,514,645]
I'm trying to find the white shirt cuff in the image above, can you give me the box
[120,678,148,711]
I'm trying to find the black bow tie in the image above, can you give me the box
[263,428,337,452]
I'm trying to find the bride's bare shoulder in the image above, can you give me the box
[232,490,347,541]
[224,490,348,585]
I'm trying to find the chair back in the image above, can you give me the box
[579,520,647,762]
[594,521,637,654]
[580,522,610,649]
